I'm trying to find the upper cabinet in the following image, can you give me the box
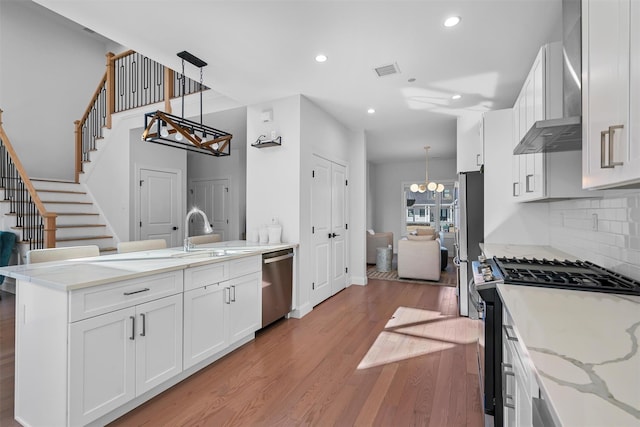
[511,43,593,201]
[582,0,640,189]
[457,112,484,173]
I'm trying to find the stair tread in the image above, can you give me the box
[30,178,77,184]
[11,224,106,230]
[37,189,86,195]
[56,235,113,242]
[99,247,117,253]
[41,201,93,205]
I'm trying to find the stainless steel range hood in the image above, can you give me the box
[514,0,582,155]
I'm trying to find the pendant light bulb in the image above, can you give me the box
[436,183,445,193]
[175,132,183,142]
[160,125,169,138]
[427,182,437,192]
[410,183,419,193]
[211,142,220,150]
[418,184,427,193]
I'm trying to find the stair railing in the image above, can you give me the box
[0,110,57,249]
[75,50,206,182]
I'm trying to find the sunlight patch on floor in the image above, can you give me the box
[357,306,476,370]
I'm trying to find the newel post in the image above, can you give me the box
[74,120,82,183]
[106,52,115,129]
[43,213,57,249]
[164,67,173,114]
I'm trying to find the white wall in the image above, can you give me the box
[0,0,107,180]
[188,107,247,241]
[370,157,457,249]
[246,95,301,244]
[348,131,368,285]
[483,108,549,245]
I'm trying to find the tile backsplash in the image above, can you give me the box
[549,189,640,281]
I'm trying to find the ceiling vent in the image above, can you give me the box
[374,63,400,77]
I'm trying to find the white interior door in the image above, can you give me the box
[140,168,180,247]
[331,163,347,294]
[311,155,348,307]
[191,178,230,240]
[311,157,332,306]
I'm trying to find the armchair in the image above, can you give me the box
[366,231,393,264]
[397,234,441,281]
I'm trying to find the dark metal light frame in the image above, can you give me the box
[142,111,231,156]
[142,51,232,156]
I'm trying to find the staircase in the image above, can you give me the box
[0,178,117,259]
[0,49,204,260]
[29,179,116,253]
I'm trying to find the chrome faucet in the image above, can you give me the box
[184,207,213,252]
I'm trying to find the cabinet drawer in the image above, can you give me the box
[69,271,183,322]
[229,255,261,278]
[184,261,229,291]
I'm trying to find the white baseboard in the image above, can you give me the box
[350,275,368,286]
[290,302,312,319]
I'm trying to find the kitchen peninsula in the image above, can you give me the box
[0,241,297,427]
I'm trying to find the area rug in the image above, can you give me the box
[366,266,456,287]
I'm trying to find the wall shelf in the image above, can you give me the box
[252,136,282,148]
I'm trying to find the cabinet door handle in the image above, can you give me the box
[503,324,518,341]
[476,154,481,166]
[608,124,624,167]
[502,363,516,409]
[123,288,150,296]
[129,316,135,341]
[525,174,534,192]
[512,182,519,197]
[225,287,231,304]
[600,130,612,168]
[140,313,146,337]
[231,285,236,302]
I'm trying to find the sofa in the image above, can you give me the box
[366,231,393,264]
[397,228,441,281]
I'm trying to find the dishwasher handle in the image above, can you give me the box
[263,253,294,264]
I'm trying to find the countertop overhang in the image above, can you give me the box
[0,241,297,291]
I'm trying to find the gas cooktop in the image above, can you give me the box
[494,257,640,296]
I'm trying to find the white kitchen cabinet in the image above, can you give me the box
[69,307,136,426]
[511,42,592,200]
[582,0,640,188]
[502,307,537,427]
[226,271,262,344]
[183,256,261,369]
[512,45,553,201]
[456,113,484,173]
[69,293,183,426]
[183,283,227,369]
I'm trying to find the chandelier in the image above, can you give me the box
[142,51,232,156]
[410,146,444,193]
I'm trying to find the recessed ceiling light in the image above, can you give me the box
[444,16,461,27]
[367,108,376,114]
[451,94,462,100]
[315,54,328,63]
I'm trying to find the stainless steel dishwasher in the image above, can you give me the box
[261,248,294,328]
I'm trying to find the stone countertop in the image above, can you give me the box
[0,241,297,292]
[498,284,640,426]
[481,243,578,261]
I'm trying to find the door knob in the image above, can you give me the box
[172,226,178,230]
[328,233,332,239]
[331,233,340,238]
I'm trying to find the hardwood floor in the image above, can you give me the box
[0,274,484,427]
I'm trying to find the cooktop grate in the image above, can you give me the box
[494,257,640,296]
